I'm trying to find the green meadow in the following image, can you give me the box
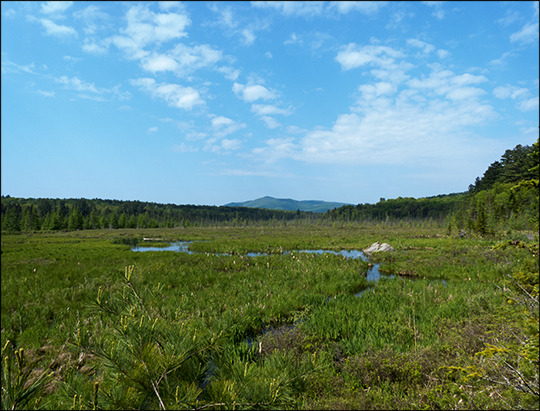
[1,224,538,409]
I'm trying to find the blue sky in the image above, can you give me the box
[1,1,538,206]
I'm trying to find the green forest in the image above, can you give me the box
[2,139,538,232]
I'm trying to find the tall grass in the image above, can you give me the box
[1,225,537,409]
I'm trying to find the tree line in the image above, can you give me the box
[0,198,314,232]
[324,138,539,233]
[2,139,538,233]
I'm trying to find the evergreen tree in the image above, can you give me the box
[68,206,84,230]
[89,207,99,229]
[2,205,21,232]
[127,215,137,229]
[137,213,147,228]
[110,210,119,229]
[49,207,65,230]
[118,212,127,229]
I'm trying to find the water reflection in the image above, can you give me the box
[132,242,384,282]
[132,241,194,253]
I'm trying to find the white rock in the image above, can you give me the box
[363,242,395,254]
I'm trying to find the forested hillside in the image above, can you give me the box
[325,138,539,232]
[0,197,313,232]
[1,139,538,233]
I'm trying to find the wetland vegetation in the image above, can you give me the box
[1,139,538,409]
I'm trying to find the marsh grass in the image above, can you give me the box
[1,225,537,409]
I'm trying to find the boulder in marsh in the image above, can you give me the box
[363,242,395,254]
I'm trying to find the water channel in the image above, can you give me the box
[132,241,389,283]
[132,240,437,383]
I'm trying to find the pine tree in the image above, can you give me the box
[2,205,21,232]
[118,212,127,229]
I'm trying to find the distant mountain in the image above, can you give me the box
[224,196,351,213]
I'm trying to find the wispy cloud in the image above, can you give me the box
[329,1,388,15]
[422,1,446,20]
[36,18,78,38]
[130,77,204,110]
[40,1,73,15]
[108,4,191,60]
[37,90,55,97]
[251,104,293,116]
[1,56,35,74]
[510,22,539,45]
[251,1,326,18]
[173,142,198,153]
[210,115,247,138]
[335,43,406,71]
[407,38,435,55]
[252,1,387,17]
[141,43,222,76]
[232,82,278,102]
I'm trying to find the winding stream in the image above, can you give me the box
[132,241,388,283]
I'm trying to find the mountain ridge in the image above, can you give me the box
[224,196,351,213]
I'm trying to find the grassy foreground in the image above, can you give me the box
[1,224,538,409]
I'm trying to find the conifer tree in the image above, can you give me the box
[118,212,127,229]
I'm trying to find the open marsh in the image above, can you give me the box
[1,225,537,409]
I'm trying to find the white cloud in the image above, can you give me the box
[510,22,539,45]
[437,49,450,59]
[173,142,198,153]
[140,43,222,75]
[3,8,16,18]
[495,11,520,27]
[217,66,240,81]
[232,82,278,102]
[493,85,531,102]
[204,137,242,153]
[252,137,297,164]
[1,57,35,74]
[284,32,302,45]
[335,43,406,71]
[358,82,396,100]
[82,39,109,54]
[252,1,387,17]
[422,1,446,19]
[329,1,388,15]
[493,86,512,99]
[253,62,499,170]
[110,4,191,60]
[130,78,204,110]
[50,75,130,101]
[265,51,273,58]
[407,38,435,55]
[489,51,513,67]
[518,97,539,111]
[40,1,73,15]
[251,104,292,116]
[147,127,158,134]
[73,5,110,36]
[54,75,98,93]
[210,115,247,137]
[158,1,183,12]
[141,53,178,72]
[221,138,242,150]
[208,3,238,29]
[241,28,256,45]
[260,116,281,128]
[38,19,78,38]
[37,90,55,97]
[406,67,488,100]
[251,1,325,18]
[445,87,486,101]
